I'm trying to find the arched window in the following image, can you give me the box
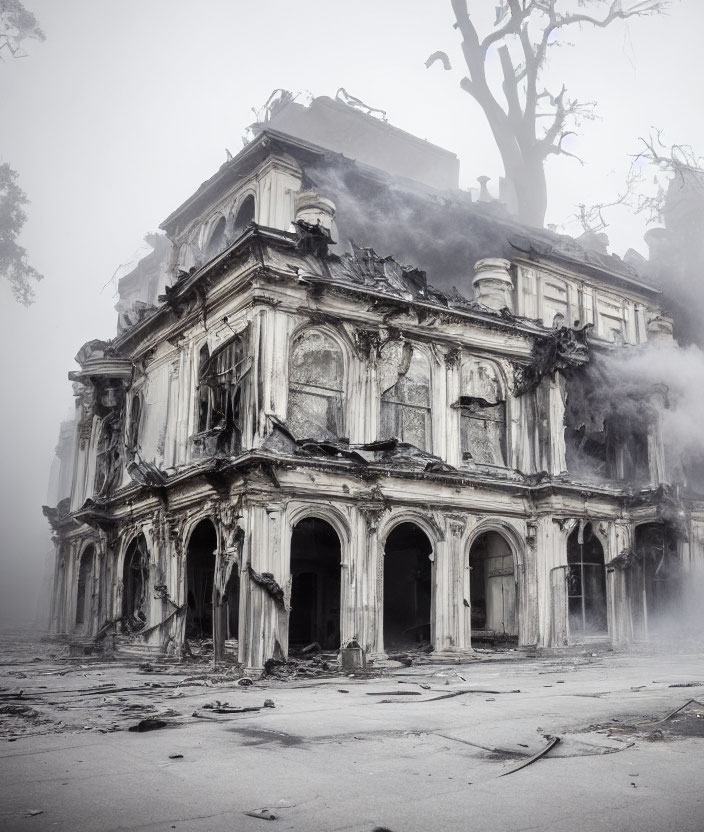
[287,330,344,440]
[122,535,149,631]
[567,522,607,636]
[457,358,507,466]
[197,344,211,433]
[94,412,122,496]
[75,545,94,626]
[380,343,431,451]
[127,392,142,455]
[233,195,255,236]
[197,333,248,454]
[205,215,226,260]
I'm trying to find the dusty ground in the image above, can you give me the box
[1,631,704,831]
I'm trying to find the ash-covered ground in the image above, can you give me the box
[1,630,703,831]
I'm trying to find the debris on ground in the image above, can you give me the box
[366,691,421,696]
[244,808,277,820]
[0,704,39,718]
[128,717,168,732]
[499,735,561,777]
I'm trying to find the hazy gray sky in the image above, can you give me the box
[0,0,701,623]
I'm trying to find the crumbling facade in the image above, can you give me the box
[44,92,704,669]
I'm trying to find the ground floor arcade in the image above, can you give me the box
[48,469,701,670]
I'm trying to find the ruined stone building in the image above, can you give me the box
[44,91,704,670]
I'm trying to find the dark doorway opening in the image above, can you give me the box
[631,523,681,638]
[289,518,341,651]
[567,522,607,637]
[186,520,217,646]
[122,535,149,632]
[469,531,518,644]
[383,523,432,650]
[75,545,94,628]
[225,569,240,641]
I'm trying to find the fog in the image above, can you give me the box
[0,1,702,628]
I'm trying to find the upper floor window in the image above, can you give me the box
[205,215,226,260]
[380,343,431,451]
[126,392,142,457]
[542,276,569,328]
[94,412,122,496]
[458,359,507,466]
[595,292,626,342]
[197,333,248,454]
[233,195,255,236]
[288,329,344,440]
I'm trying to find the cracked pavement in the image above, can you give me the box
[1,631,703,831]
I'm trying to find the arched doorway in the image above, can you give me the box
[122,535,149,632]
[289,518,341,652]
[567,522,607,637]
[185,520,217,649]
[75,545,94,629]
[383,523,432,651]
[469,531,517,643]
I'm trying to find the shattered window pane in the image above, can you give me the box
[288,330,344,440]
[459,359,506,466]
[461,400,506,466]
[380,345,431,450]
[127,393,142,456]
[94,412,122,496]
[122,535,149,632]
[196,333,248,454]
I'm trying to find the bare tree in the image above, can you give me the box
[632,130,704,224]
[0,163,42,304]
[0,0,43,60]
[1,0,43,304]
[428,1,667,227]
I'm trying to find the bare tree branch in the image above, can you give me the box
[442,0,666,225]
[425,50,452,70]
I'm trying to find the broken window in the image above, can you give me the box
[196,332,248,455]
[233,194,255,236]
[197,344,210,432]
[122,535,149,632]
[564,361,652,483]
[94,411,122,497]
[126,392,142,457]
[287,329,344,440]
[75,545,94,627]
[380,343,431,451]
[457,359,506,466]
